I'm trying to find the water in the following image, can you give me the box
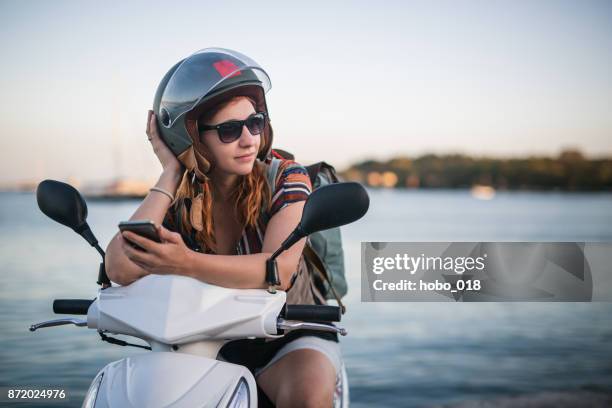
[1,190,611,407]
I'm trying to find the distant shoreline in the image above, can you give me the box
[340,149,612,191]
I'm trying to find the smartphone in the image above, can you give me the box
[118,220,162,248]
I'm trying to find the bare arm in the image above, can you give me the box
[105,169,183,286]
[122,200,307,291]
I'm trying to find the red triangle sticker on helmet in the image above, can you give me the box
[213,60,242,78]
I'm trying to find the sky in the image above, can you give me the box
[0,0,611,183]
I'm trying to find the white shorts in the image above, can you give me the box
[253,336,343,378]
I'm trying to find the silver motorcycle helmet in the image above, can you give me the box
[153,48,273,182]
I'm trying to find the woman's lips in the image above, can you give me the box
[235,152,255,161]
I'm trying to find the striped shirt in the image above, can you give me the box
[239,159,312,255]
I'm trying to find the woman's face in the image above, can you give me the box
[199,97,261,177]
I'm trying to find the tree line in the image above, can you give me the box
[339,149,612,191]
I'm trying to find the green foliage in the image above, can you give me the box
[343,149,612,191]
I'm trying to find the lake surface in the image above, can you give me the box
[1,190,611,407]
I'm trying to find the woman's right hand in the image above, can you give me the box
[147,110,183,175]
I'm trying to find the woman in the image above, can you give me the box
[105,48,342,407]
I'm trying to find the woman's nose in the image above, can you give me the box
[238,124,257,145]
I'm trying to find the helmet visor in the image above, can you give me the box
[159,48,271,128]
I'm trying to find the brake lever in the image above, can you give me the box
[29,318,87,332]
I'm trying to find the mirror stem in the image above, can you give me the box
[75,223,98,247]
[265,224,306,293]
[265,258,280,293]
[97,261,111,288]
[92,243,110,288]
[74,223,110,288]
[272,224,306,260]
[94,243,105,258]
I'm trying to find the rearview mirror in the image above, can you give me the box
[278,182,370,253]
[36,180,99,248]
[37,180,89,231]
[301,182,369,235]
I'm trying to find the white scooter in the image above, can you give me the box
[30,179,369,408]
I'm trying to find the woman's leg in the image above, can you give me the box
[256,348,337,408]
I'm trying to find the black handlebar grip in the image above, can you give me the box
[284,305,342,322]
[53,299,94,315]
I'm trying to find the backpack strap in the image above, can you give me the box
[303,243,346,314]
[261,157,284,227]
[266,157,282,193]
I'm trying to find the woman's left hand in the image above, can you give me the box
[120,225,193,277]
[147,110,183,175]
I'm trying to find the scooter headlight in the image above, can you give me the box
[226,378,250,408]
[82,371,104,408]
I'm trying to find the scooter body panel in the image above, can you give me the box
[88,274,286,344]
[91,352,256,408]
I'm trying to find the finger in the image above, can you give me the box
[146,110,153,135]
[149,112,159,136]
[158,224,173,242]
[131,259,151,272]
[122,246,150,271]
[121,237,145,257]
[122,239,156,266]
[121,234,157,259]
[158,225,183,244]
[122,231,162,255]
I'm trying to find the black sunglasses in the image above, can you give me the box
[198,112,267,143]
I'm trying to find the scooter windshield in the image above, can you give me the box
[159,48,272,127]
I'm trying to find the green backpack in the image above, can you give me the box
[266,149,348,313]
